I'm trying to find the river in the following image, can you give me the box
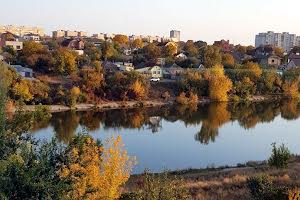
[30,100,300,174]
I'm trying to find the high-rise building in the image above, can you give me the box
[170,30,180,42]
[255,31,298,52]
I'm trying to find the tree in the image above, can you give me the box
[164,43,177,57]
[209,65,233,101]
[102,42,118,60]
[132,38,143,49]
[143,43,161,60]
[235,45,246,54]
[12,79,33,102]
[59,135,134,200]
[84,42,102,61]
[53,48,77,75]
[68,87,81,107]
[222,53,235,68]
[282,81,298,98]
[184,40,199,57]
[113,34,129,46]
[130,80,147,100]
[204,45,222,68]
[274,47,284,57]
[242,62,262,81]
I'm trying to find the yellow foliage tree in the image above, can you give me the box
[283,81,299,99]
[98,136,135,199]
[209,65,233,101]
[131,80,146,100]
[59,135,135,200]
[12,80,33,102]
[69,87,81,107]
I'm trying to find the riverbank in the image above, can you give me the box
[123,156,300,199]
[9,94,279,113]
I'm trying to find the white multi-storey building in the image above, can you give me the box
[255,31,298,52]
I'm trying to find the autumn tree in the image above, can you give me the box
[235,77,256,99]
[143,43,161,60]
[274,47,284,57]
[164,43,177,57]
[131,38,144,49]
[12,79,33,102]
[130,80,147,100]
[80,67,104,99]
[113,34,129,46]
[282,81,299,99]
[84,42,102,62]
[208,65,233,101]
[102,42,118,60]
[53,48,78,75]
[68,87,81,107]
[20,41,51,71]
[59,135,134,200]
[184,40,199,57]
[222,53,235,68]
[204,45,222,68]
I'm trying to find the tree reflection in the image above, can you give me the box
[51,111,80,143]
[195,103,231,144]
[280,99,300,120]
[27,99,300,145]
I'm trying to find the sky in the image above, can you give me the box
[1,0,300,45]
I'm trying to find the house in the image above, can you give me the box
[10,65,33,78]
[213,40,231,52]
[258,55,281,68]
[286,53,300,69]
[23,33,41,42]
[175,53,188,60]
[115,62,134,72]
[163,63,185,80]
[0,32,23,50]
[61,38,85,50]
[136,66,163,78]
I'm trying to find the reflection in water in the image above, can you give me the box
[27,99,300,144]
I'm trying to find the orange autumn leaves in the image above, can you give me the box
[59,135,136,200]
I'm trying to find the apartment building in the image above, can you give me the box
[170,30,180,42]
[52,30,88,38]
[255,31,298,52]
[0,25,44,36]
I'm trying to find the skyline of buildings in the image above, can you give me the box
[0,25,44,37]
[255,31,300,52]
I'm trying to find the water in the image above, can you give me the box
[31,100,300,174]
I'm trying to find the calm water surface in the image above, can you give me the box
[31,100,300,174]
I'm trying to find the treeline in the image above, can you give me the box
[179,63,300,102]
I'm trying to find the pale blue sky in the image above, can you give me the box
[1,0,300,45]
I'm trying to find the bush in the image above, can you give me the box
[247,174,288,200]
[268,143,291,169]
[123,171,190,200]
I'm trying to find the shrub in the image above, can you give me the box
[247,174,288,200]
[125,171,190,200]
[268,143,291,169]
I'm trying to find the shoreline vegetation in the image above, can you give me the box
[7,95,275,113]
[123,155,300,199]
